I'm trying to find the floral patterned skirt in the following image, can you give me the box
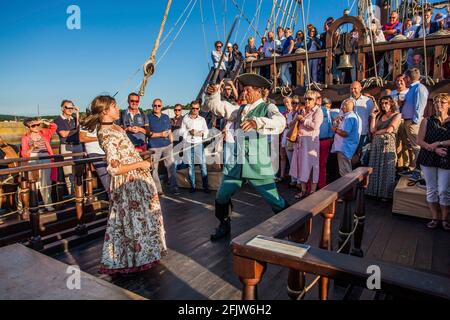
[99,173,167,274]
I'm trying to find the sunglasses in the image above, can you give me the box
[174,109,182,111]
[191,107,200,110]
[293,101,300,104]
[129,99,140,103]
[64,106,74,110]
[153,104,162,107]
[29,124,40,128]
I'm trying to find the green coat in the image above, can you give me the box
[223,102,275,180]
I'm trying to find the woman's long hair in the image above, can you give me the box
[82,95,116,132]
[377,95,396,120]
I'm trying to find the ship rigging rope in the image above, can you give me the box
[113,0,198,100]
[211,0,221,40]
[138,0,172,97]
[264,0,277,36]
[272,0,285,31]
[364,0,384,87]
[282,0,293,29]
[233,0,246,43]
[289,0,299,29]
[349,0,358,13]
[230,0,263,40]
[300,0,311,88]
[159,0,195,47]
[240,0,264,46]
[420,0,434,86]
[223,0,227,39]
[155,0,198,67]
[254,0,262,39]
[199,0,211,69]
[279,0,291,29]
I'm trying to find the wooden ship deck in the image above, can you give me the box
[2,164,448,300]
[49,182,449,300]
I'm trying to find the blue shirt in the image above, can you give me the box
[54,115,79,144]
[118,108,149,146]
[148,113,171,149]
[319,106,334,139]
[331,111,361,159]
[401,81,429,124]
[282,36,294,55]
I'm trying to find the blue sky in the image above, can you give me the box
[0,0,441,115]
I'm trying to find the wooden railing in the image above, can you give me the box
[0,151,153,250]
[231,167,450,300]
[246,15,450,87]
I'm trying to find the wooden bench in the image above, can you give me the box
[0,243,145,300]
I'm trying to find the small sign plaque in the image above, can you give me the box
[246,235,310,258]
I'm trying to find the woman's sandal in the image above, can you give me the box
[442,220,450,231]
[294,191,308,199]
[426,219,439,229]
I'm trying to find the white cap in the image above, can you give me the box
[227,43,233,47]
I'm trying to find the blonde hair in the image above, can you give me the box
[82,95,116,132]
[433,93,449,103]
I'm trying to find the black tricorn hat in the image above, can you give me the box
[236,73,272,88]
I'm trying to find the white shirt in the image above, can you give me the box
[203,92,286,136]
[180,114,209,144]
[80,129,104,155]
[390,88,409,111]
[211,50,227,70]
[350,95,374,136]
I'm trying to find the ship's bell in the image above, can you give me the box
[337,53,353,70]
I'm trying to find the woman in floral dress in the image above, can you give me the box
[84,95,166,274]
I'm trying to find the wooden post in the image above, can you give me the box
[270,63,277,90]
[434,45,444,82]
[325,49,334,85]
[286,218,311,300]
[27,172,43,250]
[319,201,336,300]
[19,171,30,221]
[352,177,369,257]
[338,188,355,255]
[357,51,366,82]
[85,163,95,204]
[393,49,402,80]
[233,255,266,300]
[296,60,305,87]
[74,164,87,235]
[55,155,66,208]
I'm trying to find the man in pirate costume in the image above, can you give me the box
[204,73,289,241]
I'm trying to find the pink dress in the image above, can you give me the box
[289,106,323,183]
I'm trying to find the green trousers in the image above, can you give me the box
[216,175,286,213]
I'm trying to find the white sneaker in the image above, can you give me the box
[46,206,55,212]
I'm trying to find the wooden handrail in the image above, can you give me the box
[231,167,373,300]
[231,166,450,300]
[0,150,154,176]
[235,236,450,300]
[232,167,372,246]
[0,152,87,165]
